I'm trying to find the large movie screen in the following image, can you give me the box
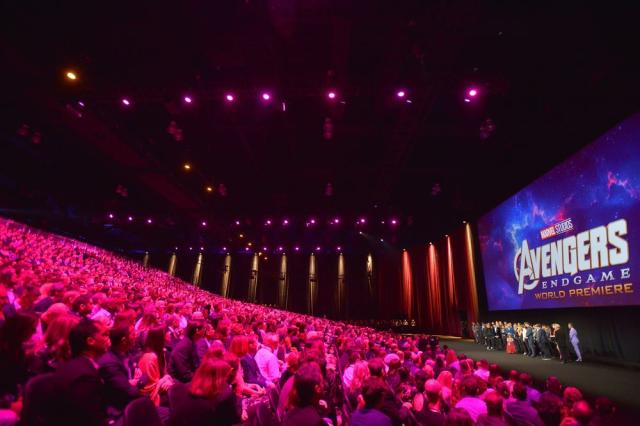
[478,114,640,311]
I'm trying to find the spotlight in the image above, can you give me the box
[464,98,471,103]
[294,246,300,252]
[206,186,213,193]
[261,92,271,101]
[278,246,284,252]
[175,246,179,250]
[359,217,366,224]
[380,238,384,242]
[239,234,244,238]
[245,247,250,252]
[315,246,321,251]
[65,71,78,81]
[146,218,153,224]
[333,218,340,224]
[128,216,133,222]
[265,219,272,226]
[327,91,337,100]
[263,246,268,251]
[282,219,289,225]
[183,96,193,104]
[108,213,114,219]
[247,242,253,247]
[235,220,241,225]
[222,246,227,251]
[200,246,204,251]
[121,98,131,106]
[309,218,316,225]
[390,219,398,225]
[183,163,191,171]
[468,88,478,97]
[201,221,207,227]
[225,93,235,102]
[359,231,363,235]
[337,246,342,251]
[396,90,406,98]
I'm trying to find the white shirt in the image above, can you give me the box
[455,397,487,422]
[255,346,281,384]
[342,364,355,388]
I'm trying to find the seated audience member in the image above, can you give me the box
[570,400,594,426]
[240,335,268,387]
[415,379,446,426]
[280,351,300,389]
[282,362,325,426]
[351,376,393,426]
[255,333,282,385]
[476,390,508,426]
[561,387,583,418]
[32,313,78,374]
[168,321,204,383]
[71,294,93,319]
[348,360,371,410]
[505,381,544,426]
[536,392,563,426]
[542,376,563,399]
[445,407,474,426]
[455,376,487,423]
[98,324,141,412]
[169,358,241,426]
[591,397,616,426]
[56,319,112,426]
[139,326,173,405]
[0,312,37,401]
[474,359,490,383]
[519,373,541,404]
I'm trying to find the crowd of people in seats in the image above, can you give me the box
[471,322,583,363]
[0,217,617,425]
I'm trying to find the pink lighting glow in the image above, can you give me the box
[278,246,284,252]
[183,96,192,104]
[128,216,133,221]
[468,88,478,97]
[265,219,272,226]
[294,246,300,251]
[390,219,398,225]
[359,217,366,224]
[235,220,241,225]
[283,219,289,225]
[310,219,316,224]
[222,247,227,251]
[261,93,271,101]
[333,218,340,224]
[201,221,207,226]
[315,246,321,251]
[396,90,406,98]
[263,246,268,251]
[225,93,234,102]
[245,247,250,251]
[337,246,342,251]
[327,91,336,100]
[108,213,114,219]
[121,98,131,106]
[146,218,152,224]
[464,98,471,103]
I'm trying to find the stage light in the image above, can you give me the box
[337,246,342,251]
[108,213,114,219]
[327,91,337,100]
[183,163,191,171]
[263,246,268,251]
[65,71,77,81]
[247,242,252,246]
[128,216,133,222]
[200,246,204,251]
[77,101,85,107]
[222,246,227,251]
[264,256,268,260]
[359,231,363,235]
[235,220,241,225]
[396,90,406,98]
[245,247,250,252]
[390,219,398,225]
[225,93,235,102]
[294,246,300,252]
[239,234,244,238]
[261,92,271,101]
[464,98,471,103]
[146,218,153,224]
[175,246,179,250]
[358,217,366,224]
[282,102,286,112]
[277,246,283,252]
[282,219,289,225]
[380,238,384,242]
[201,221,207,227]
[310,218,316,225]
[332,218,340,225]
[315,246,321,251]
[265,219,272,226]
[468,88,478,97]
[183,96,192,104]
[121,98,131,106]
[206,186,213,193]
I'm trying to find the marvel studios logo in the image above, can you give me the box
[540,218,574,240]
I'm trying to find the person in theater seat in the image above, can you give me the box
[168,321,204,383]
[505,381,544,426]
[454,376,487,422]
[351,376,393,426]
[255,333,281,385]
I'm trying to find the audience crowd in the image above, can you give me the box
[0,218,617,425]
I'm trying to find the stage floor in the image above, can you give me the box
[442,338,640,419]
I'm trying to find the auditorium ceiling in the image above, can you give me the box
[1,1,639,252]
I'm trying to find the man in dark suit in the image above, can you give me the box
[537,325,551,360]
[505,382,544,426]
[168,321,204,383]
[525,323,535,357]
[98,325,141,412]
[56,318,111,426]
[492,322,503,351]
[241,335,268,387]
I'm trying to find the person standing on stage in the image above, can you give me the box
[553,324,569,364]
[568,323,582,362]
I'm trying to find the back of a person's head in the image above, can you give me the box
[594,397,615,418]
[362,376,387,409]
[519,372,533,386]
[537,393,563,426]
[69,318,98,357]
[512,381,528,401]
[461,376,480,398]
[546,375,562,395]
[229,335,249,357]
[425,379,442,404]
[186,321,204,339]
[563,387,583,408]
[292,362,323,407]
[368,357,385,378]
[415,370,428,392]
[144,326,166,354]
[477,359,489,370]
[508,370,519,381]
[109,324,131,350]
[572,400,593,425]
[445,407,474,426]
[483,390,503,417]
[190,358,232,400]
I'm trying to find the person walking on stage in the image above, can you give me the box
[568,323,582,362]
[552,324,569,364]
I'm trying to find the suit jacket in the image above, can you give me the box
[282,406,325,426]
[98,350,141,410]
[169,382,240,426]
[505,400,544,426]
[168,337,198,383]
[56,356,108,426]
[569,328,579,343]
[240,354,267,387]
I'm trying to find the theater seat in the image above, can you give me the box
[123,398,161,426]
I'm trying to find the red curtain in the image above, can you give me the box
[402,250,413,319]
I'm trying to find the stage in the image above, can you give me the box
[442,338,640,421]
